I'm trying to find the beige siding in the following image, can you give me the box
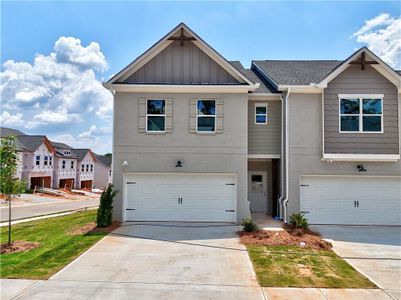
[248,100,281,155]
[286,93,401,217]
[113,92,250,223]
[324,65,399,154]
[123,41,240,84]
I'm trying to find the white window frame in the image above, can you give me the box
[338,94,383,134]
[71,161,74,169]
[62,160,66,169]
[35,155,40,166]
[44,155,48,166]
[81,164,85,172]
[49,156,52,166]
[146,99,166,133]
[255,103,268,125]
[196,99,216,133]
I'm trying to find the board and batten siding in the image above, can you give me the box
[248,100,281,155]
[123,41,240,85]
[324,64,399,154]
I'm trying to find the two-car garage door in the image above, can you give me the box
[124,173,237,222]
[300,176,401,225]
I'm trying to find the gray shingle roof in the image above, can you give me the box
[252,60,343,87]
[94,153,112,167]
[0,127,26,138]
[50,141,78,159]
[229,61,277,93]
[14,135,48,152]
[73,149,92,162]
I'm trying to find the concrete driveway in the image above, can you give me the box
[15,222,263,300]
[312,225,401,300]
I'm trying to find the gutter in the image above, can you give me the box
[278,95,284,219]
[282,87,291,223]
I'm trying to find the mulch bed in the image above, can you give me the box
[1,240,40,254]
[239,226,332,250]
[68,221,121,236]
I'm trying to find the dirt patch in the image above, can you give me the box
[68,221,121,236]
[297,264,313,276]
[1,240,40,254]
[239,228,332,250]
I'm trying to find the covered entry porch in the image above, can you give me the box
[248,159,280,219]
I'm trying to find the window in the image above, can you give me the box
[255,103,268,124]
[44,155,48,166]
[35,155,40,166]
[81,164,85,172]
[339,95,383,133]
[71,161,74,169]
[197,100,216,132]
[90,164,93,172]
[109,170,112,176]
[49,156,52,166]
[86,164,89,172]
[62,160,66,169]
[146,99,165,132]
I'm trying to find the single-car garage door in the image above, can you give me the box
[124,173,237,222]
[300,176,401,225]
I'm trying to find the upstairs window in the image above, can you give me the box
[81,164,85,172]
[197,100,216,132]
[71,161,74,169]
[90,164,93,172]
[49,156,52,166]
[62,160,66,169]
[339,95,383,133]
[146,99,165,132]
[44,156,48,166]
[86,164,89,172]
[35,155,40,166]
[255,103,268,124]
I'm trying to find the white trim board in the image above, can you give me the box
[105,84,255,93]
[248,154,280,159]
[322,153,400,162]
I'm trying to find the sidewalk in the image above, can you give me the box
[2,280,398,300]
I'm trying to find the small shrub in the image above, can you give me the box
[241,217,259,232]
[289,213,309,229]
[96,185,118,228]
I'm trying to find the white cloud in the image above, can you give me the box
[0,111,24,126]
[33,108,82,124]
[54,37,107,71]
[0,36,113,122]
[78,125,111,139]
[352,13,394,36]
[353,14,401,69]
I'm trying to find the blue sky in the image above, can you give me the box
[1,1,400,153]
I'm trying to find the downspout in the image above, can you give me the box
[278,95,284,219]
[282,87,291,223]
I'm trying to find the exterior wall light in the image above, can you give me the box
[121,161,129,167]
[175,160,183,168]
[357,164,367,172]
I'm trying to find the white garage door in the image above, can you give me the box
[124,173,236,222]
[300,176,401,225]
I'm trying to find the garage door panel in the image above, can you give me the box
[300,176,401,225]
[125,173,236,222]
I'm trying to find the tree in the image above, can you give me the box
[0,136,26,245]
[96,185,118,227]
[104,153,112,159]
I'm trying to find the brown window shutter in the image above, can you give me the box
[189,98,197,133]
[165,98,173,133]
[216,99,223,134]
[138,97,146,133]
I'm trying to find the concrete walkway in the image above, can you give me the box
[0,197,99,222]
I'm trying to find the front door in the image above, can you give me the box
[248,171,267,212]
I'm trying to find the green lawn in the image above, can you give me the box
[1,210,108,279]
[247,245,376,288]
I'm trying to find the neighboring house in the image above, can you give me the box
[51,142,78,189]
[0,134,56,190]
[74,149,96,189]
[93,153,112,189]
[105,23,401,226]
